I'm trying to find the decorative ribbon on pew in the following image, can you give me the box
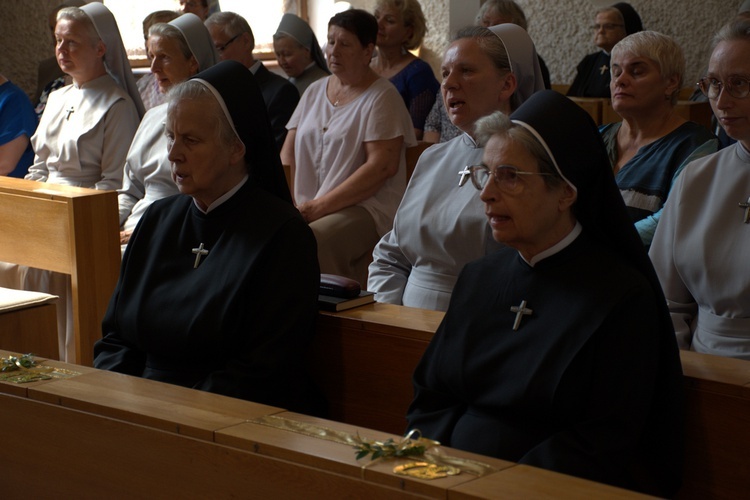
[249,415,497,479]
[0,353,80,383]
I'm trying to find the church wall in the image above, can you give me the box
[0,0,742,100]
[0,0,60,99]
[518,0,739,89]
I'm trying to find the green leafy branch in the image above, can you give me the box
[1,353,37,372]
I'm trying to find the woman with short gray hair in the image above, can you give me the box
[602,30,716,246]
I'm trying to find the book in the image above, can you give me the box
[318,290,375,312]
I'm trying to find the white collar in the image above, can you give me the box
[522,221,582,267]
[249,60,261,75]
[194,175,249,214]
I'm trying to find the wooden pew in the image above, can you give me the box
[0,350,648,498]
[678,351,750,499]
[0,287,58,359]
[406,141,433,181]
[572,97,714,131]
[0,177,120,366]
[674,100,714,131]
[311,303,442,434]
[568,96,603,125]
[310,304,750,500]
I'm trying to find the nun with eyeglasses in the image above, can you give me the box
[406,90,684,497]
[95,61,324,416]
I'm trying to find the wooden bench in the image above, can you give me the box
[0,349,648,498]
[406,141,433,181]
[0,177,120,365]
[310,303,750,500]
[0,287,58,359]
[311,303,441,434]
[570,97,714,131]
[568,96,604,125]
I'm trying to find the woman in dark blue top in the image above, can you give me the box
[371,0,438,139]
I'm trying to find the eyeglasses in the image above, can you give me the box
[697,76,750,100]
[216,33,241,54]
[590,23,624,31]
[458,165,556,192]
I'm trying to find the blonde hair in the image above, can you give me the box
[374,0,427,50]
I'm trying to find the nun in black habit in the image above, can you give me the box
[94,60,324,415]
[567,2,643,98]
[406,90,684,497]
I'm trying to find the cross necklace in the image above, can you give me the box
[738,196,750,223]
[192,243,209,268]
[510,300,533,331]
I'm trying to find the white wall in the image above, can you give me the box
[1,0,743,98]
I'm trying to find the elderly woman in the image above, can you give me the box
[423,0,547,144]
[281,9,416,285]
[604,31,716,246]
[567,2,642,98]
[407,91,684,497]
[26,3,143,189]
[370,0,438,139]
[650,18,750,359]
[95,61,322,414]
[0,3,142,362]
[273,13,329,96]
[476,0,550,88]
[136,10,181,111]
[368,24,544,311]
[118,13,218,247]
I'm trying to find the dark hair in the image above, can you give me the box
[328,9,378,47]
[142,10,180,39]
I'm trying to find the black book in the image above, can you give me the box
[318,291,375,312]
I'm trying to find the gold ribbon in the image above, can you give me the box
[249,415,497,478]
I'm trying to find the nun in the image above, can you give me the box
[118,13,218,248]
[406,90,684,497]
[567,2,643,98]
[368,24,544,312]
[26,2,143,189]
[273,13,330,95]
[95,61,324,416]
[0,3,142,363]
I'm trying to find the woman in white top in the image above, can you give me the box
[118,14,218,248]
[4,3,142,361]
[281,9,415,285]
[26,3,142,189]
[650,17,750,359]
[368,24,544,311]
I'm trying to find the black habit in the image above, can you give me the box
[94,61,322,415]
[94,181,322,414]
[406,91,683,497]
[567,51,612,98]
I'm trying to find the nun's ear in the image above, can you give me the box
[499,72,517,102]
[229,137,246,165]
[557,182,577,212]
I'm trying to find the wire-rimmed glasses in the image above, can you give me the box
[458,164,556,192]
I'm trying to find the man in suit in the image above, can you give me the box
[206,12,299,150]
